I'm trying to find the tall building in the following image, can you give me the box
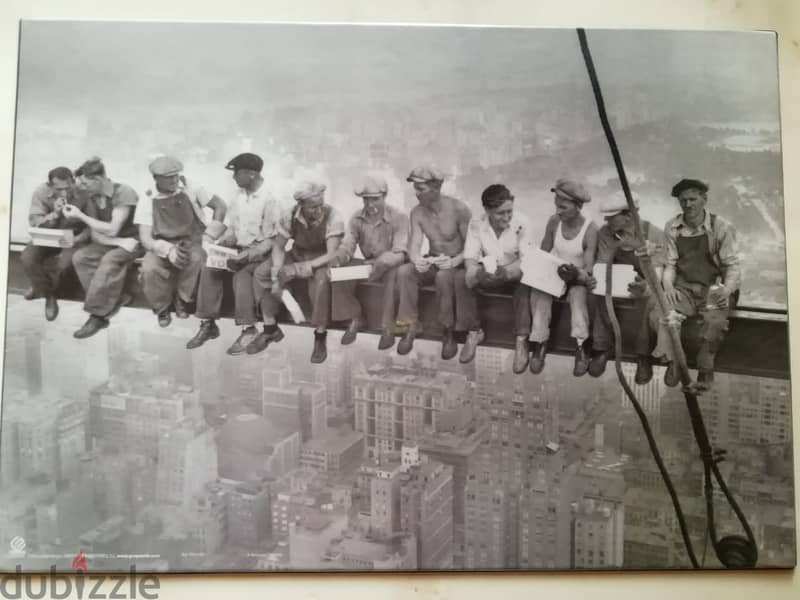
[56,401,87,484]
[312,345,353,409]
[399,454,455,569]
[16,399,60,479]
[139,331,193,387]
[4,332,43,397]
[40,331,109,402]
[356,458,405,541]
[263,362,327,443]
[187,482,228,555]
[217,413,300,481]
[156,421,218,510]
[221,478,272,550]
[571,498,625,569]
[620,362,664,425]
[353,363,469,455]
[300,428,364,477]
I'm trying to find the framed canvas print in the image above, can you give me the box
[0,21,793,575]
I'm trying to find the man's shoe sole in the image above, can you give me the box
[74,320,109,339]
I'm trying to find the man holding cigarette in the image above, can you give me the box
[331,173,409,350]
[22,166,90,321]
[135,155,227,328]
[62,157,141,338]
[186,152,286,355]
[395,166,473,359]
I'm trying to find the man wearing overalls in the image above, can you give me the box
[588,195,666,382]
[61,157,142,338]
[135,156,227,327]
[650,178,741,388]
[21,166,90,321]
[251,181,345,363]
[528,178,598,376]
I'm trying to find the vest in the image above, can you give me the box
[152,191,205,242]
[290,205,331,259]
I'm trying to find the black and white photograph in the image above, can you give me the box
[0,21,793,573]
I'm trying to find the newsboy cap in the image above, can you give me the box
[354,174,388,197]
[148,155,184,177]
[599,195,639,217]
[294,181,327,202]
[670,178,709,198]
[225,152,264,173]
[406,165,444,184]
[551,178,591,204]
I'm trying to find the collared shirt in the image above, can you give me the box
[338,204,409,262]
[133,178,211,227]
[222,183,287,248]
[664,210,741,290]
[596,219,667,270]
[28,182,87,230]
[84,178,140,239]
[280,204,346,240]
[463,211,532,267]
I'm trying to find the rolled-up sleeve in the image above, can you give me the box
[463,219,482,263]
[133,195,153,226]
[664,228,679,268]
[338,214,361,263]
[390,212,410,255]
[717,221,741,290]
[647,226,668,270]
[326,207,346,239]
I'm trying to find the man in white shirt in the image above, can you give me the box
[462,184,533,369]
[186,152,287,355]
[135,155,227,327]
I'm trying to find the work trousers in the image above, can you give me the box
[21,244,76,297]
[529,285,590,344]
[195,257,262,326]
[396,263,473,331]
[141,245,206,315]
[591,293,653,355]
[72,242,141,317]
[253,254,331,329]
[330,258,402,331]
[650,287,730,370]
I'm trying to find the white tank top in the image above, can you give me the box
[552,218,590,268]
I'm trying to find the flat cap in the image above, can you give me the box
[225,152,264,173]
[599,195,639,217]
[406,165,444,184]
[148,155,184,177]
[294,181,327,202]
[354,173,388,197]
[551,178,591,204]
[671,178,708,197]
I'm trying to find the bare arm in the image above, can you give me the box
[270,234,288,278]
[582,223,598,274]
[540,216,558,252]
[308,236,342,269]
[72,204,132,236]
[408,209,425,263]
[139,224,160,254]
[207,194,227,222]
[449,204,472,267]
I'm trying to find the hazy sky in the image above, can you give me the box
[16,22,779,112]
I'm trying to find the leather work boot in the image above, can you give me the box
[341,318,362,346]
[459,329,485,364]
[441,328,458,361]
[73,315,109,339]
[634,355,653,385]
[529,341,547,374]
[45,296,59,321]
[397,325,417,356]
[512,336,529,374]
[311,331,328,364]
[588,350,611,378]
[246,325,285,355]
[664,362,680,387]
[378,332,395,351]
[226,326,257,355]
[573,341,591,377]
[158,310,172,328]
[186,320,221,350]
[174,299,190,319]
[697,369,715,389]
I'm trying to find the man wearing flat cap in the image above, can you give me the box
[396,165,473,359]
[186,152,290,355]
[251,180,346,363]
[462,183,534,369]
[21,166,90,322]
[588,195,666,381]
[135,155,227,328]
[330,173,409,350]
[649,178,741,388]
[528,178,598,376]
[60,157,141,338]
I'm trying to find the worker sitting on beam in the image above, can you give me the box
[650,178,741,388]
[588,195,666,382]
[529,178,598,376]
[331,173,409,351]
[135,155,227,328]
[462,183,533,370]
[21,166,90,321]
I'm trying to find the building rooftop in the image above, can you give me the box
[302,428,364,454]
